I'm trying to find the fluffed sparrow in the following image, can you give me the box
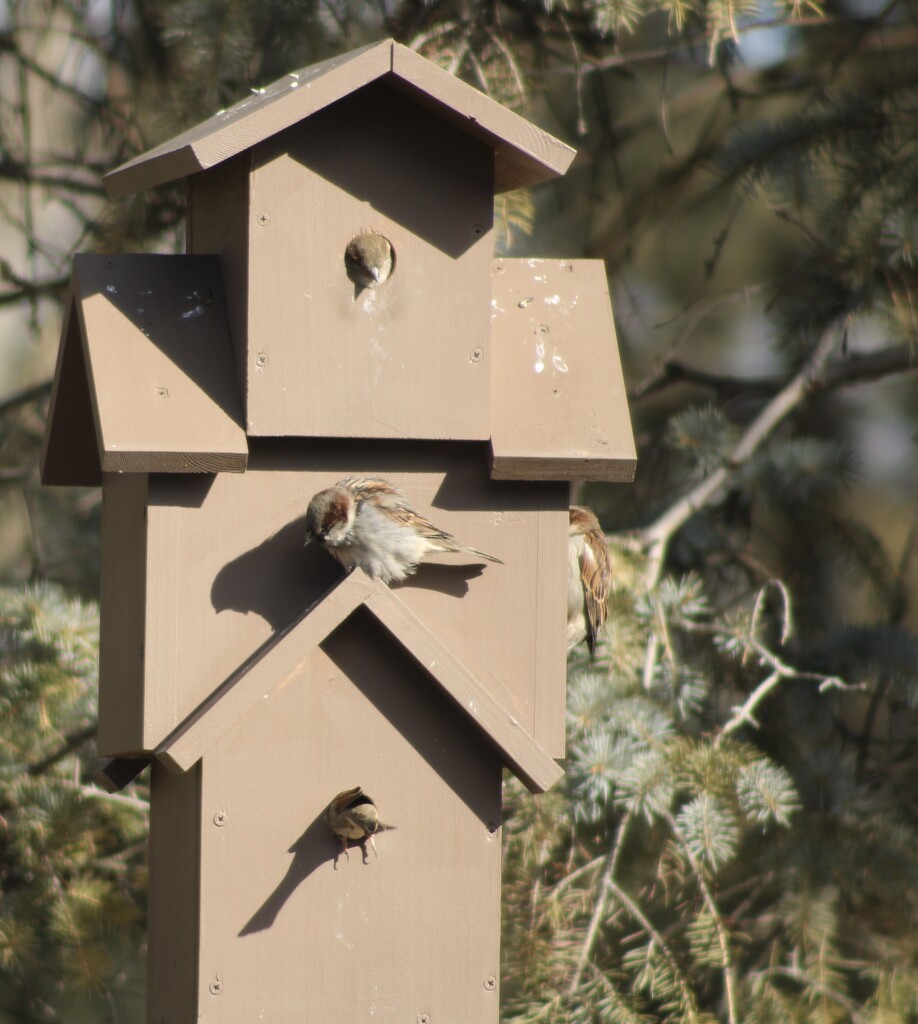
[344,232,394,288]
[325,787,396,859]
[568,505,613,654]
[305,476,502,584]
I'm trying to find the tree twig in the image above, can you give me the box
[642,329,840,588]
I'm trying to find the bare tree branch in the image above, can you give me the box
[641,329,841,587]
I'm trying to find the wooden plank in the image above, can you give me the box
[97,473,149,756]
[157,564,561,793]
[103,39,573,201]
[188,153,251,400]
[390,43,575,193]
[489,258,638,481]
[72,254,248,474]
[148,762,201,1023]
[103,40,393,199]
[534,507,569,756]
[40,292,102,486]
[245,83,492,440]
[140,446,568,759]
[157,570,376,773]
[365,584,563,793]
[194,615,503,1021]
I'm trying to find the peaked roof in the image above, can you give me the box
[103,39,575,199]
[156,568,563,794]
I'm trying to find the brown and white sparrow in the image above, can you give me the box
[305,476,502,584]
[568,505,613,654]
[344,232,393,289]
[325,787,396,859]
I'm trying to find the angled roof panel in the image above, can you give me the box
[104,39,574,200]
[40,254,248,485]
[156,569,563,794]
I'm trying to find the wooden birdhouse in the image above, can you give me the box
[41,39,635,1023]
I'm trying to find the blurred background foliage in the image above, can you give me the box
[1,0,918,1020]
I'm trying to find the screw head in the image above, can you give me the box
[484,976,497,991]
[418,1016,431,1024]
[472,224,484,238]
[213,811,227,827]
[470,348,483,363]
[257,212,270,226]
[209,979,223,995]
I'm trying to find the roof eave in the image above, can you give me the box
[103,39,574,200]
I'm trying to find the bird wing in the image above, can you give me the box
[340,476,455,544]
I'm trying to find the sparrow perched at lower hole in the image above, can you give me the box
[344,232,394,289]
[305,475,503,584]
[325,787,396,860]
[568,505,613,655]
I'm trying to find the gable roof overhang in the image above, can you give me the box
[40,254,248,486]
[155,568,564,794]
[103,39,575,200]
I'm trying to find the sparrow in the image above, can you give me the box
[344,231,394,289]
[325,787,396,859]
[568,505,613,655]
[305,476,502,584]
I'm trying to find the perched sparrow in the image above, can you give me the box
[305,476,502,584]
[344,232,394,289]
[568,505,613,654]
[325,787,396,859]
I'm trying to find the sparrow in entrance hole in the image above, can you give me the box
[325,787,396,859]
[344,232,394,288]
[568,505,613,655]
[305,476,503,584]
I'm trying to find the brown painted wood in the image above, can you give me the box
[187,153,251,399]
[158,568,561,792]
[490,258,638,481]
[69,254,248,474]
[103,40,573,201]
[365,583,562,792]
[389,44,576,193]
[244,83,492,440]
[148,762,200,1023]
[157,570,376,774]
[115,443,567,760]
[40,292,102,486]
[97,473,149,755]
[195,613,503,1022]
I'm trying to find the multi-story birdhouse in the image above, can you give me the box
[41,39,635,1023]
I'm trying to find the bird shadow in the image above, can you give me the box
[239,814,344,937]
[395,561,485,599]
[211,514,340,629]
[211,511,487,627]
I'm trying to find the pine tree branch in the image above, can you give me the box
[566,811,632,993]
[635,341,916,403]
[27,724,96,776]
[59,780,150,813]
[751,966,869,1024]
[641,329,840,588]
[667,814,738,1024]
[671,609,853,735]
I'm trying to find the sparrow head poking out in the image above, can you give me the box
[344,232,394,289]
